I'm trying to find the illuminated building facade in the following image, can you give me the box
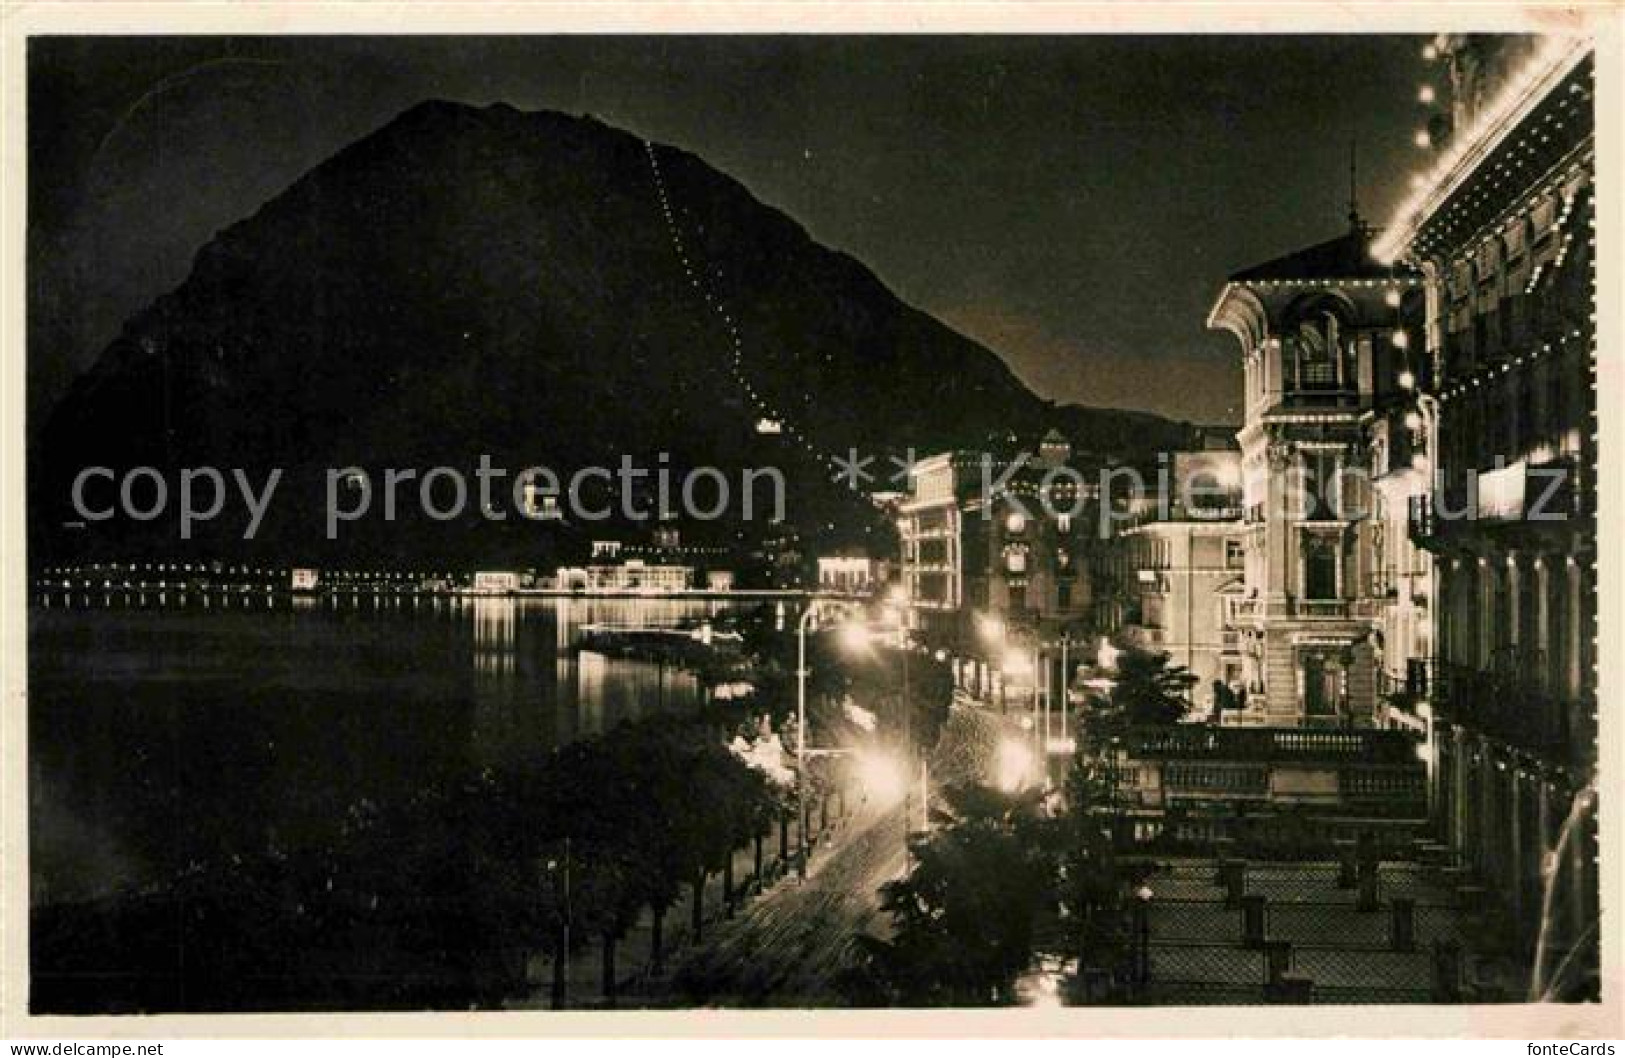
[554,560,694,593]
[898,433,1097,645]
[1108,448,1250,719]
[1209,217,1423,728]
[1383,35,1596,992]
[816,555,883,596]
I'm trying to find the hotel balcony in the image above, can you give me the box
[1408,457,1592,551]
[1231,597,1380,622]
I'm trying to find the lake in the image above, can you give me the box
[28,592,756,908]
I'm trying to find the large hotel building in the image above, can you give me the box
[1380,35,1597,987]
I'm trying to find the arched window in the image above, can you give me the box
[1299,317,1337,386]
[1284,295,1355,393]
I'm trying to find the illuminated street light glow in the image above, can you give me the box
[995,738,1037,793]
[838,620,872,654]
[857,749,908,807]
[976,613,1005,642]
[1398,369,1417,390]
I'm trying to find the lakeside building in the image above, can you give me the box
[554,560,694,593]
[816,555,885,596]
[471,570,521,594]
[1379,35,1597,988]
[897,431,1107,711]
[898,431,1098,643]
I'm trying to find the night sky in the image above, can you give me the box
[29,34,1443,432]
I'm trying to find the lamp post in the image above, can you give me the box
[898,608,913,853]
[879,587,923,855]
[795,600,830,879]
[1133,883,1154,990]
[797,598,881,877]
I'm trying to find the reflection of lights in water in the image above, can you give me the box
[576,651,607,738]
[472,597,517,675]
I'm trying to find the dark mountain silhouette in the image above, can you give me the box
[33,100,1190,566]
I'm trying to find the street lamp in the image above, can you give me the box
[796,599,841,878]
[1133,883,1154,990]
[995,737,1036,793]
[798,600,910,876]
[838,618,872,655]
[880,595,920,854]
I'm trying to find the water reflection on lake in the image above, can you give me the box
[28,592,749,906]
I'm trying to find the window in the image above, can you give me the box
[1300,449,1340,520]
[1225,538,1245,569]
[1297,319,1338,387]
[1300,651,1344,717]
[1303,534,1338,600]
[1005,549,1027,574]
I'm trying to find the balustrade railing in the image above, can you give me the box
[1122,726,1420,765]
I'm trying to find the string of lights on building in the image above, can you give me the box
[1374,33,1591,263]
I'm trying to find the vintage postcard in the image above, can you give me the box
[2,1,1619,1043]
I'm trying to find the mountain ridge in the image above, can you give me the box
[34,99,1194,565]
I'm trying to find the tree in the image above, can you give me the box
[863,814,1051,1005]
[1109,646,1197,727]
[1058,745,1129,990]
